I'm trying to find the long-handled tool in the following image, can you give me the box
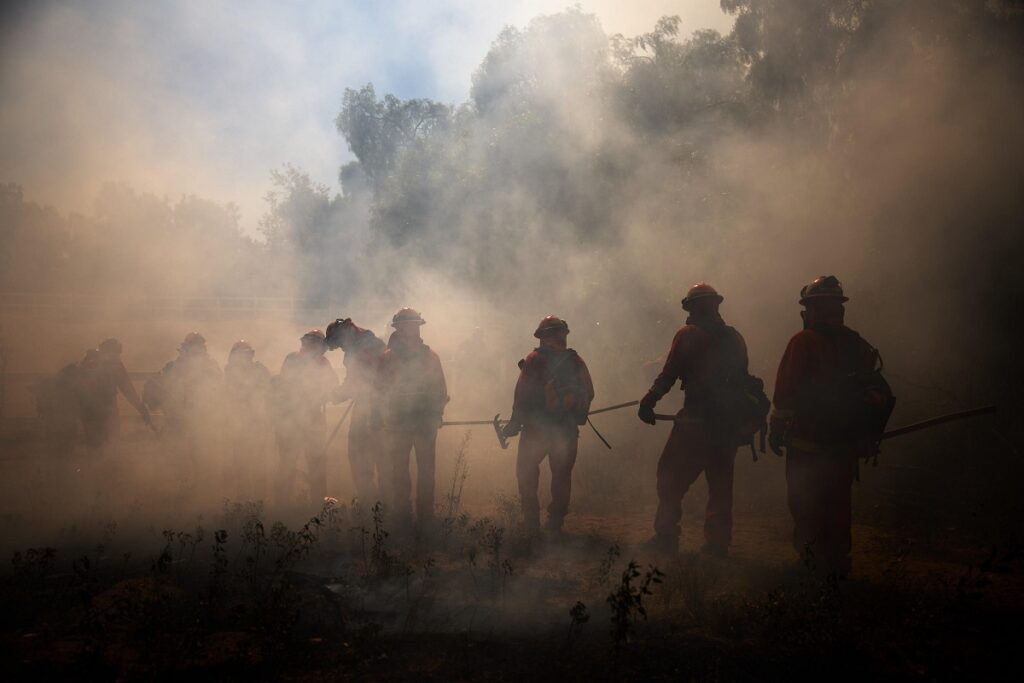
[588,400,639,416]
[324,399,355,452]
[440,414,510,449]
[443,399,641,450]
[653,406,998,439]
[879,405,996,440]
[584,400,638,449]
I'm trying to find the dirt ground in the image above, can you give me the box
[0,443,1020,680]
[1,395,1021,680]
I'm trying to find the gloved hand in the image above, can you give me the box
[638,404,657,425]
[502,421,522,439]
[768,430,786,457]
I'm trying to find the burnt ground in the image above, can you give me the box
[0,419,1022,681]
[1,495,1021,682]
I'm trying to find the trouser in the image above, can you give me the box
[654,412,736,550]
[349,415,390,507]
[276,421,326,505]
[80,402,118,449]
[516,422,579,533]
[388,424,438,526]
[785,447,856,573]
[161,417,202,492]
[228,422,266,501]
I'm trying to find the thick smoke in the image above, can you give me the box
[1,1,1022,551]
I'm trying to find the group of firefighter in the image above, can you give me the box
[49,274,892,576]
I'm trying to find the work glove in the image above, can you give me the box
[768,429,786,457]
[501,421,522,439]
[638,404,657,426]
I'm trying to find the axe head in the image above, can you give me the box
[493,414,509,450]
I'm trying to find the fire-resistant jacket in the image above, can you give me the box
[275,352,337,427]
[225,358,272,413]
[509,347,594,428]
[376,336,448,427]
[335,327,385,404]
[158,351,223,425]
[95,354,147,416]
[640,315,748,413]
[771,324,883,453]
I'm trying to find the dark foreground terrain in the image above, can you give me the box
[1,492,1021,682]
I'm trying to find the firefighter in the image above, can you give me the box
[376,308,448,529]
[148,332,222,432]
[145,332,222,486]
[638,283,752,557]
[80,338,152,447]
[769,276,893,576]
[224,340,272,500]
[74,348,108,449]
[502,316,594,537]
[273,330,338,506]
[324,317,389,506]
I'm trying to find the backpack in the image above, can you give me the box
[522,349,591,425]
[802,330,896,452]
[702,325,771,451]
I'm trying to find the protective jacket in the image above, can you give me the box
[225,358,272,413]
[274,352,337,427]
[335,326,385,404]
[771,323,890,455]
[97,355,147,415]
[641,314,749,419]
[149,352,222,431]
[509,347,594,429]
[376,336,448,428]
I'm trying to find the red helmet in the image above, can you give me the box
[230,340,254,355]
[799,275,848,305]
[681,282,723,310]
[180,332,206,351]
[534,315,569,338]
[391,307,426,327]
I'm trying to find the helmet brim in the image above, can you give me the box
[681,294,724,310]
[534,326,569,339]
[799,294,849,305]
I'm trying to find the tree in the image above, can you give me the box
[335,84,452,192]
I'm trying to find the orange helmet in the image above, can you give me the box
[230,340,254,355]
[534,315,569,338]
[799,275,848,305]
[681,282,723,310]
[391,307,426,327]
[301,329,326,342]
[180,332,206,351]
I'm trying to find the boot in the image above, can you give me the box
[642,533,678,556]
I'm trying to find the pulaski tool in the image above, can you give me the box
[442,399,641,450]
